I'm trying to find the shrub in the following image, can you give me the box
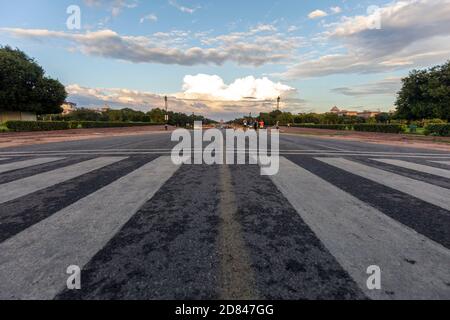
[424,124,450,137]
[5,121,69,131]
[69,121,163,129]
[5,121,164,132]
[353,124,405,134]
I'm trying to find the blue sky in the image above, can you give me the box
[1,0,449,120]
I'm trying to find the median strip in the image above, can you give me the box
[218,164,259,300]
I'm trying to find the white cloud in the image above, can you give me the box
[140,14,158,23]
[332,77,402,96]
[308,10,328,19]
[84,0,138,17]
[330,6,342,14]
[284,0,450,78]
[168,0,199,14]
[178,74,296,101]
[1,26,302,67]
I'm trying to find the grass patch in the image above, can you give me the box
[405,127,426,135]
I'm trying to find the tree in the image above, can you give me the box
[147,108,165,123]
[396,61,450,121]
[66,109,106,121]
[0,46,67,114]
[322,113,341,124]
[276,112,294,125]
[375,112,391,123]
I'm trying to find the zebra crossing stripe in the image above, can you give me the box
[0,157,180,300]
[271,157,450,300]
[0,157,127,204]
[317,157,450,211]
[0,157,64,174]
[0,158,7,161]
[373,159,450,179]
[431,161,450,166]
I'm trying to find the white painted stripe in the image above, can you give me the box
[0,157,64,174]
[0,157,180,300]
[1,149,449,155]
[0,158,7,161]
[271,157,450,300]
[432,161,450,166]
[373,159,450,179]
[0,152,450,160]
[317,157,450,211]
[0,157,126,204]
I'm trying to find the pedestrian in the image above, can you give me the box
[254,121,258,131]
[260,120,264,129]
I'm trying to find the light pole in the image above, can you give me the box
[164,96,168,130]
[277,96,281,111]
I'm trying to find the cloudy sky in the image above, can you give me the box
[1,0,449,120]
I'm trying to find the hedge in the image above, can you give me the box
[291,124,349,130]
[353,124,405,134]
[5,121,164,132]
[68,121,163,129]
[5,121,70,131]
[424,124,450,136]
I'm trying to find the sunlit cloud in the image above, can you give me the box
[308,10,328,19]
[66,75,301,120]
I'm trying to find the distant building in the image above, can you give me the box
[330,106,340,114]
[88,104,111,114]
[61,102,77,115]
[330,107,380,119]
[357,110,381,119]
[0,110,36,122]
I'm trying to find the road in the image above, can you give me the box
[0,131,449,300]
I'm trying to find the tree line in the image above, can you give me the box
[232,110,394,126]
[44,108,216,126]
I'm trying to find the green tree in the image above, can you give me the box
[66,109,106,121]
[322,113,341,124]
[147,108,166,123]
[396,61,450,121]
[0,46,67,114]
[375,112,391,123]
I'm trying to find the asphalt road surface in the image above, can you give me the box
[0,131,449,300]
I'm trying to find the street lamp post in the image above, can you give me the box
[164,96,169,131]
[277,96,281,111]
